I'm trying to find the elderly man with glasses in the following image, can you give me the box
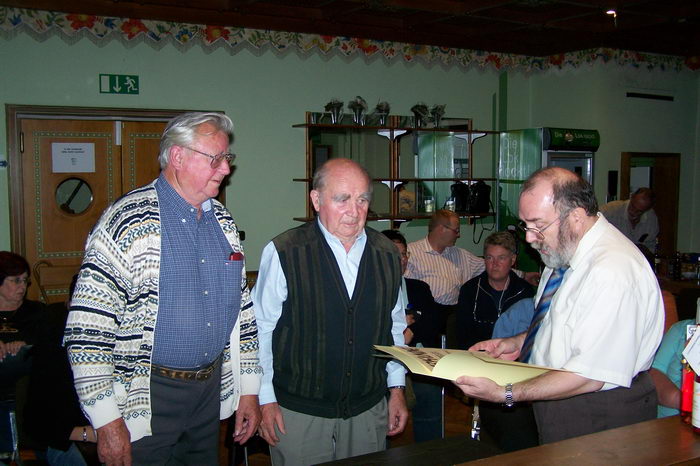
[405,210,537,348]
[65,112,261,465]
[456,167,663,444]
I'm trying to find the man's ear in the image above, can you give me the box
[568,207,587,225]
[169,146,185,169]
[310,190,321,212]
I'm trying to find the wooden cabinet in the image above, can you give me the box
[294,112,499,224]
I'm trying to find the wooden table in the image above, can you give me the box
[464,416,700,465]
[318,435,501,465]
[321,417,700,465]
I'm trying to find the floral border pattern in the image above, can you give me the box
[1,7,696,72]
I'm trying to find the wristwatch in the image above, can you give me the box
[388,385,406,390]
[504,383,514,408]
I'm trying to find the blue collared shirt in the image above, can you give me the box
[152,175,238,368]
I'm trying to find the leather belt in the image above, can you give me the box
[151,357,220,382]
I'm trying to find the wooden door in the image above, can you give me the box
[620,152,680,257]
[121,121,166,191]
[15,118,167,303]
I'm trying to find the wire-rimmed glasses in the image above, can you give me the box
[517,217,559,240]
[185,146,236,168]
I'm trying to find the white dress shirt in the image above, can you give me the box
[530,213,664,390]
[600,200,659,251]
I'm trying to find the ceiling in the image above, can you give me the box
[2,0,699,57]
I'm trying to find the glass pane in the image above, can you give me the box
[56,177,93,215]
[309,127,391,178]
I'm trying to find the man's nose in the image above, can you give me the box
[218,162,231,175]
[524,230,538,243]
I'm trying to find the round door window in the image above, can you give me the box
[56,177,93,215]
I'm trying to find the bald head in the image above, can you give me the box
[310,158,372,251]
[521,167,598,218]
[628,187,655,220]
[312,158,371,193]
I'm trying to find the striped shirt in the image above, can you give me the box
[405,237,485,305]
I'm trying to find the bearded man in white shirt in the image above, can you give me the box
[455,167,664,443]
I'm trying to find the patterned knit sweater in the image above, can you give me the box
[64,180,261,442]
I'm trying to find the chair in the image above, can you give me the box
[661,290,679,333]
[32,260,79,304]
[0,400,21,466]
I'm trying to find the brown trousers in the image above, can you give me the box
[533,370,657,444]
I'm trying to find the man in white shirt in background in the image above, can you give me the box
[600,187,658,253]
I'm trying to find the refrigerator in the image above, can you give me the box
[498,127,600,271]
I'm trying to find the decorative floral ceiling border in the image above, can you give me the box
[1,7,696,72]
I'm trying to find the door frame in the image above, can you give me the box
[620,151,680,256]
[5,104,219,255]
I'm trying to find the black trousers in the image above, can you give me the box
[533,370,657,444]
[130,361,222,465]
[479,401,539,452]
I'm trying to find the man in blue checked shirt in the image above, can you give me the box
[65,112,261,465]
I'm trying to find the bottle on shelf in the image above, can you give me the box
[671,251,683,281]
[653,238,662,275]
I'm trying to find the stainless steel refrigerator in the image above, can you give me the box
[498,127,600,270]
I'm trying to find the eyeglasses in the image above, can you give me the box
[184,146,236,168]
[517,217,560,240]
[442,224,460,234]
[400,251,411,259]
[6,277,30,286]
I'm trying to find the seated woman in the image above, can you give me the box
[0,251,44,394]
[0,251,45,456]
[455,232,534,350]
[26,274,99,465]
[650,319,693,418]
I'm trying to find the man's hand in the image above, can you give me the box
[403,327,414,345]
[96,417,131,466]
[469,334,524,361]
[0,341,26,361]
[387,388,409,436]
[524,271,541,287]
[233,395,261,444]
[454,376,503,403]
[258,402,286,446]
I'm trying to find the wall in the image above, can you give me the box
[0,32,698,269]
[525,65,699,250]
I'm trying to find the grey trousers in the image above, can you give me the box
[533,370,657,444]
[130,361,222,465]
[270,398,388,466]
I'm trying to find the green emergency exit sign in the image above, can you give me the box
[99,74,140,94]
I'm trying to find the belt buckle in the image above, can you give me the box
[194,365,213,381]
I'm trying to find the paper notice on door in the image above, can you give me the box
[52,143,96,173]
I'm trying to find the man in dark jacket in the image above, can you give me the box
[456,231,534,350]
[456,231,537,452]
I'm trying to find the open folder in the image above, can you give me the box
[375,345,562,385]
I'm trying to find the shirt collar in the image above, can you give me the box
[569,212,605,270]
[316,218,366,250]
[156,173,212,214]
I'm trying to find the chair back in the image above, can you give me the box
[32,260,79,304]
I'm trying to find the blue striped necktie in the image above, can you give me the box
[519,267,567,363]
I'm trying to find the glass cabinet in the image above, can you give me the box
[293,113,499,224]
